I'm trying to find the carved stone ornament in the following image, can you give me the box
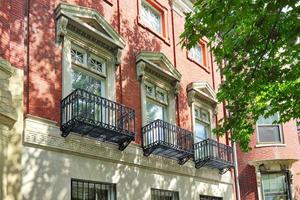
[136,61,146,81]
[115,48,122,66]
[56,16,69,43]
[174,81,180,95]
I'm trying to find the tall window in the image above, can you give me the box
[71,45,106,97]
[257,113,282,143]
[151,188,179,200]
[194,106,210,143]
[145,82,168,123]
[71,179,116,200]
[189,44,204,65]
[141,0,163,34]
[262,173,291,200]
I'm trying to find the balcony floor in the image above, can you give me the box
[143,141,193,164]
[195,157,234,171]
[61,117,135,150]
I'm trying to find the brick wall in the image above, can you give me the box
[237,120,300,199]
[16,0,225,145]
[0,0,25,69]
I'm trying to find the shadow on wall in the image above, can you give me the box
[177,85,191,130]
[111,10,162,143]
[27,0,105,122]
[239,164,258,200]
[22,139,233,199]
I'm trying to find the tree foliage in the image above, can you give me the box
[181,0,300,151]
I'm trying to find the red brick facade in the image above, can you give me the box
[0,0,226,143]
[237,120,300,200]
[6,1,300,200]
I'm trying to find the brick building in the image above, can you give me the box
[237,117,300,200]
[0,0,236,199]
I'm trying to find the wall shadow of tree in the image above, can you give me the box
[19,1,235,199]
[111,10,162,143]
[238,164,258,200]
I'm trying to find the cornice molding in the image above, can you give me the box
[136,51,181,93]
[55,3,125,50]
[187,81,217,107]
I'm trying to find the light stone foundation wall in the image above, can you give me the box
[22,116,234,200]
[0,57,24,200]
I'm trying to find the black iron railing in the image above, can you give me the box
[61,89,135,150]
[142,119,194,165]
[194,138,233,173]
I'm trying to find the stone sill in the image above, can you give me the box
[255,143,286,148]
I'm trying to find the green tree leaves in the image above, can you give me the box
[181,0,300,151]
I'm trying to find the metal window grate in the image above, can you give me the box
[297,119,300,132]
[71,179,116,200]
[151,188,179,200]
[200,195,222,200]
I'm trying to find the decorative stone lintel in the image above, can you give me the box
[249,159,298,171]
[187,81,218,108]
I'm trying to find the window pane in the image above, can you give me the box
[258,125,281,143]
[189,45,203,65]
[72,69,103,96]
[151,188,179,200]
[71,48,85,64]
[200,109,210,122]
[146,101,164,123]
[141,1,162,34]
[88,57,105,74]
[257,113,279,125]
[71,179,116,200]
[262,173,289,200]
[195,122,208,142]
[145,84,155,97]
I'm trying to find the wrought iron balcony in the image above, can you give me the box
[60,89,135,151]
[194,139,234,173]
[142,119,194,165]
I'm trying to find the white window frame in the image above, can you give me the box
[261,172,291,200]
[62,35,116,101]
[141,77,175,126]
[256,112,283,144]
[189,44,204,65]
[192,101,214,142]
[140,0,163,35]
[70,44,107,97]
[145,81,169,123]
[194,105,211,142]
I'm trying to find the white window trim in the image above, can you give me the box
[191,101,215,142]
[141,0,163,34]
[62,35,116,101]
[141,78,174,126]
[256,113,283,144]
